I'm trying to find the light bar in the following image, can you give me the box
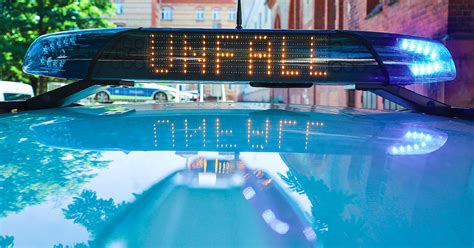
[23,28,456,85]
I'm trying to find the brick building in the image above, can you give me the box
[250,0,474,108]
[107,0,241,101]
[108,0,158,27]
[157,0,237,29]
[108,0,237,29]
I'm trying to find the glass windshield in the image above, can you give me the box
[3,93,32,101]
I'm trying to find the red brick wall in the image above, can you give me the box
[344,0,450,38]
[448,0,474,34]
[444,37,474,107]
[269,0,474,108]
[343,0,474,108]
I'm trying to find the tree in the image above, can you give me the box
[0,0,115,94]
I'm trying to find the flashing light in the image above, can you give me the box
[399,38,455,80]
[388,130,447,155]
[23,28,456,85]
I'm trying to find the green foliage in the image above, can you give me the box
[0,113,110,217]
[0,0,115,84]
[63,189,126,237]
[0,235,14,248]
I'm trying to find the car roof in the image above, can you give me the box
[1,102,473,246]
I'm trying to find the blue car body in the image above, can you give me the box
[0,103,473,247]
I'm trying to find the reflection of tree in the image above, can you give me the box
[0,235,14,247]
[63,190,126,237]
[53,242,88,248]
[0,115,109,217]
[279,170,365,246]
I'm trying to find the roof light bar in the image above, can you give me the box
[23,28,126,80]
[23,28,456,85]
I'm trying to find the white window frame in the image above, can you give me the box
[228,8,236,21]
[212,8,221,21]
[161,7,173,21]
[115,0,124,14]
[196,8,204,21]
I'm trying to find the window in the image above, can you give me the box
[115,0,124,15]
[196,8,204,20]
[161,7,173,21]
[3,93,32,101]
[384,99,403,111]
[264,7,268,22]
[388,0,398,5]
[212,8,221,21]
[228,9,236,21]
[366,0,383,17]
[362,91,377,109]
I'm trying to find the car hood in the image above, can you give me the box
[0,103,473,247]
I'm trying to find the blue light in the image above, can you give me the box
[401,39,409,50]
[399,38,455,80]
[423,47,430,55]
[389,130,447,155]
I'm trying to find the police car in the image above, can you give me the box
[94,83,195,103]
[0,81,34,101]
[0,24,473,247]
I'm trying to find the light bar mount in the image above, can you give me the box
[0,80,133,113]
[344,84,474,120]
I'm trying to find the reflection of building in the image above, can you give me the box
[242,0,272,29]
[189,157,235,175]
[248,0,474,109]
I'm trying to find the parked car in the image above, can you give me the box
[0,81,34,101]
[94,83,195,103]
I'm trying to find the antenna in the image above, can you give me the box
[236,0,242,29]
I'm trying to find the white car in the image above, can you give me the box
[94,83,195,103]
[0,81,34,101]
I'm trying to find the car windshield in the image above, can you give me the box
[1,1,473,247]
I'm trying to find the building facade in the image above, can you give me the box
[157,0,237,29]
[108,0,158,27]
[242,0,272,29]
[107,0,241,101]
[259,0,474,108]
[108,0,237,29]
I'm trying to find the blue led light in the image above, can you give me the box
[388,130,447,155]
[399,38,455,80]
